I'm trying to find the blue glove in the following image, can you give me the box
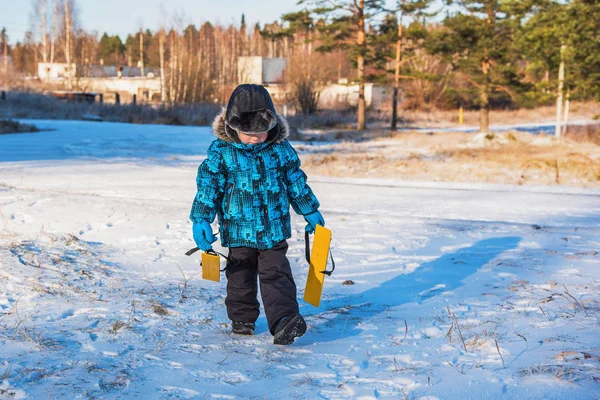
[304,211,324,234]
[192,221,217,251]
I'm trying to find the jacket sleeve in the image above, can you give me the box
[190,141,226,223]
[281,140,320,215]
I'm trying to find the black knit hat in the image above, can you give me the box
[224,84,278,136]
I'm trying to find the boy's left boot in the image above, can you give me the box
[273,314,307,345]
[231,321,255,335]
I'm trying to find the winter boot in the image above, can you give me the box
[231,321,255,335]
[273,314,307,345]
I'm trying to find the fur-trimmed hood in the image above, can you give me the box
[212,107,290,144]
[211,84,289,145]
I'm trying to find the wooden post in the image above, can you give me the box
[555,44,566,138]
[132,94,137,105]
[115,92,120,105]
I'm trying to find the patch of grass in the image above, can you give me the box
[110,320,127,334]
[152,303,169,316]
[0,119,40,134]
[518,364,583,383]
[300,129,600,187]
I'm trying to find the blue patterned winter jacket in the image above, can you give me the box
[190,109,320,250]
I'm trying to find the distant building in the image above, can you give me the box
[79,77,161,103]
[238,57,286,85]
[318,82,395,110]
[37,62,161,103]
[38,63,77,80]
[38,62,159,80]
[237,57,395,111]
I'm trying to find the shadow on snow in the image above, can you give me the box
[301,236,521,343]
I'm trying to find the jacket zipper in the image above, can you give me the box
[226,183,235,214]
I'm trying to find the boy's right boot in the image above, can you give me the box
[273,314,307,345]
[231,321,255,335]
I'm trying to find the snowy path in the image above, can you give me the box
[1,121,599,399]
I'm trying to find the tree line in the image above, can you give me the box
[0,0,598,132]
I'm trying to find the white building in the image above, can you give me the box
[38,63,77,80]
[318,83,395,110]
[37,62,161,103]
[238,57,286,85]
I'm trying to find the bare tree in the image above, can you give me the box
[1,28,8,74]
[159,27,166,103]
[50,0,57,64]
[60,0,75,89]
[139,27,144,77]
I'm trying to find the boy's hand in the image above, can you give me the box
[192,221,218,251]
[304,211,324,234]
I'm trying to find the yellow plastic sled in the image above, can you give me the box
[201,251,221,282]
[185,247,224,282]
[303,225,335,307]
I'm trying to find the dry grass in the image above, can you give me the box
[2,88,598,131]
[564,123,600,146]
[300,129,600,187]
[0,91,221,126]
[518,364,583,383]
[384,102,600,128]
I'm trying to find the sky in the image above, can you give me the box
[0,0,306,43]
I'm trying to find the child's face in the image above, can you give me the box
[238,131,268,144]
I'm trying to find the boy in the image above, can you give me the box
[190,84,324,345]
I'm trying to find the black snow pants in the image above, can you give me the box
[225,240,299,335]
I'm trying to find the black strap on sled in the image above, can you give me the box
[305,231,335,276]
[185,247,229,272]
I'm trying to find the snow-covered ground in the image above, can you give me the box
[1,120,599,399]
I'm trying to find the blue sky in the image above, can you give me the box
[0,0,440,45]
[0,0,304,43]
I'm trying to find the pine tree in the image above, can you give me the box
[430,0,522,132]
[519,0,600,102]
[300,0,386,130]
